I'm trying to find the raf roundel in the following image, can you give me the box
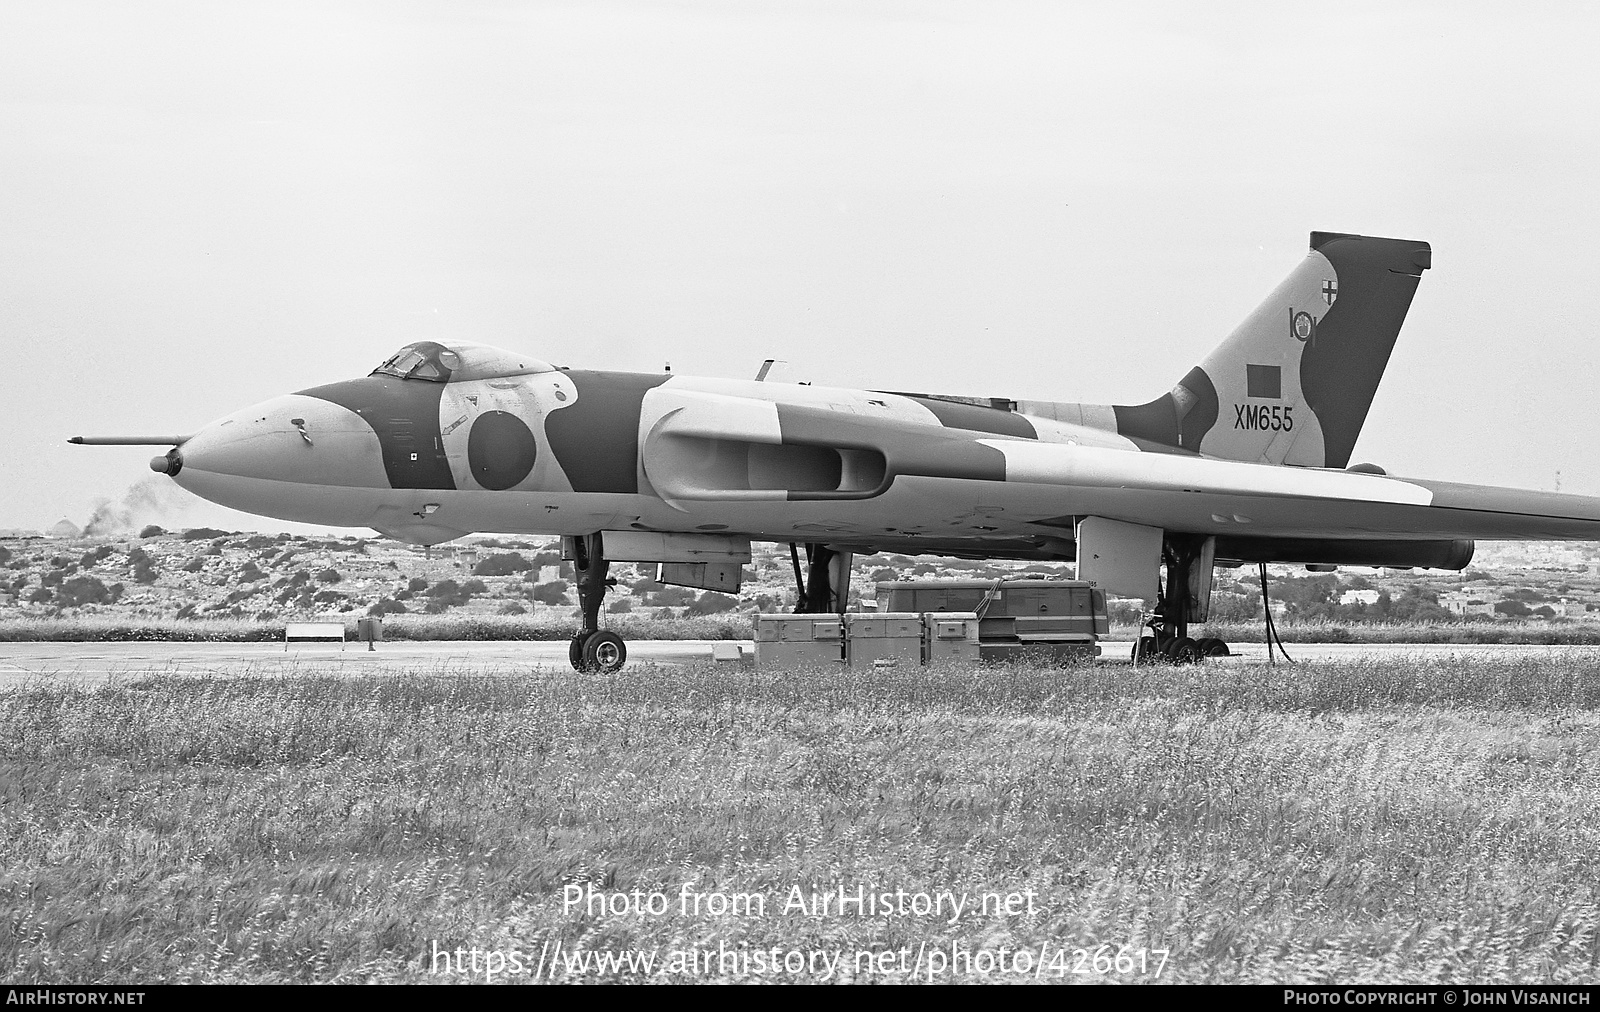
[467,411,537,490]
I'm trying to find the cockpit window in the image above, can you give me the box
[372,342,461,383]
[369,340,555,383]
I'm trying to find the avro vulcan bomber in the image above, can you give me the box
[74,232,1600,670]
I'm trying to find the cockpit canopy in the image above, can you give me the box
[371,341,556,383]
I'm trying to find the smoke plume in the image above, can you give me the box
[83,475,200,537]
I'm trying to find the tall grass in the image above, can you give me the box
[4,654,1600,983]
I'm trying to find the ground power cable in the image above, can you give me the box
[1258,562,1294,664]
[788,543,806,611]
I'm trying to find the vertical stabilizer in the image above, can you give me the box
[1111,232,1431,467]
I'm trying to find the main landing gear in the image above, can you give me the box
[789,542,851,614]
[568,532,627,672]
[1131,535,1232,665]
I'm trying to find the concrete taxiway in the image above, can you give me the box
[1,639,1596,685]
[0,639,726,684]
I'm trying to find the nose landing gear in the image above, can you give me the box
[569,533,627,672]
[567,631,628,672]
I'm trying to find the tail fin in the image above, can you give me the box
[1112,231,1431,467]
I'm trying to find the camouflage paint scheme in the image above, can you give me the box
[154,232,1600,567]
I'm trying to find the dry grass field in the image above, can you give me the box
[4,655,1600,984]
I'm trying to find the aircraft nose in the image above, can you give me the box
[171,394,391,490]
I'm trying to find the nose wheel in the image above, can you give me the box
[572,630,627,672]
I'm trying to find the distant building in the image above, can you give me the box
[1440,592,1493,618]
[1339,589,1381,606]
[47,519,81,538]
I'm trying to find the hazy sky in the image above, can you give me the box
[5,1,1599,533]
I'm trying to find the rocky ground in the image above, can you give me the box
[1,527,1598,629]
[0,528,1056,625]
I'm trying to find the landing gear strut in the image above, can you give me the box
[1131,534,1231,665]
[790,542,851,614]
[568,532,626,672]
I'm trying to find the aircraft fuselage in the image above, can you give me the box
[172,361,1145,552]
[162,348,1520,570]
